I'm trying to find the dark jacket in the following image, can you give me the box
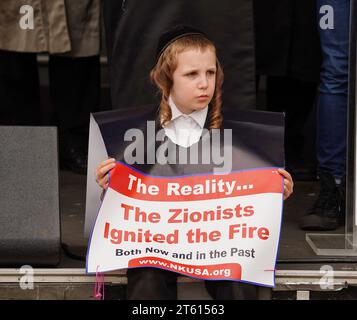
[94,104,284,176]
[254,0,321,82]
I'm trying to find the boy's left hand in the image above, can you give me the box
[277,168,294,200]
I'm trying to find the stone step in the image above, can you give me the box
[1,268,357,300]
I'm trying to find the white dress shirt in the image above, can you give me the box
[163,96,208,147]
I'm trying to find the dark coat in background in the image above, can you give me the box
[102,0,256,111]
[254,0,321,82]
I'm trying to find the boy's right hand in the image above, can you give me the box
[95,158,116,190]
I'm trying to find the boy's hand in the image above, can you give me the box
[278,168,294,200]
[95,158,116,190]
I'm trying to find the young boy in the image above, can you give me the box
[95,25,293,299]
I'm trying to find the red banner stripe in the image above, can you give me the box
[128,256,242,280]
[108,162,283,202]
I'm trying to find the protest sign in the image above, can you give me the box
[85,106,284,286]
[87,161,283,287]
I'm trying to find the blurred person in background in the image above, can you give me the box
[300,0,350,231]
[0,0,101,174]
[254,0,322,181]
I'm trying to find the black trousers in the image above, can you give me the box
[0,50,100,147]
[0,51,41,125]
[265,76,318,164]
[126,268,258,300]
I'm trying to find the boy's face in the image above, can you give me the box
[171,48,216,114]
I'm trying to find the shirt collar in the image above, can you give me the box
[168,96,208,128]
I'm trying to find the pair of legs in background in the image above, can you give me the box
[0,50,100,174]
[265,76,318,180]
[126,268,257,300]
[301,0,349,230]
